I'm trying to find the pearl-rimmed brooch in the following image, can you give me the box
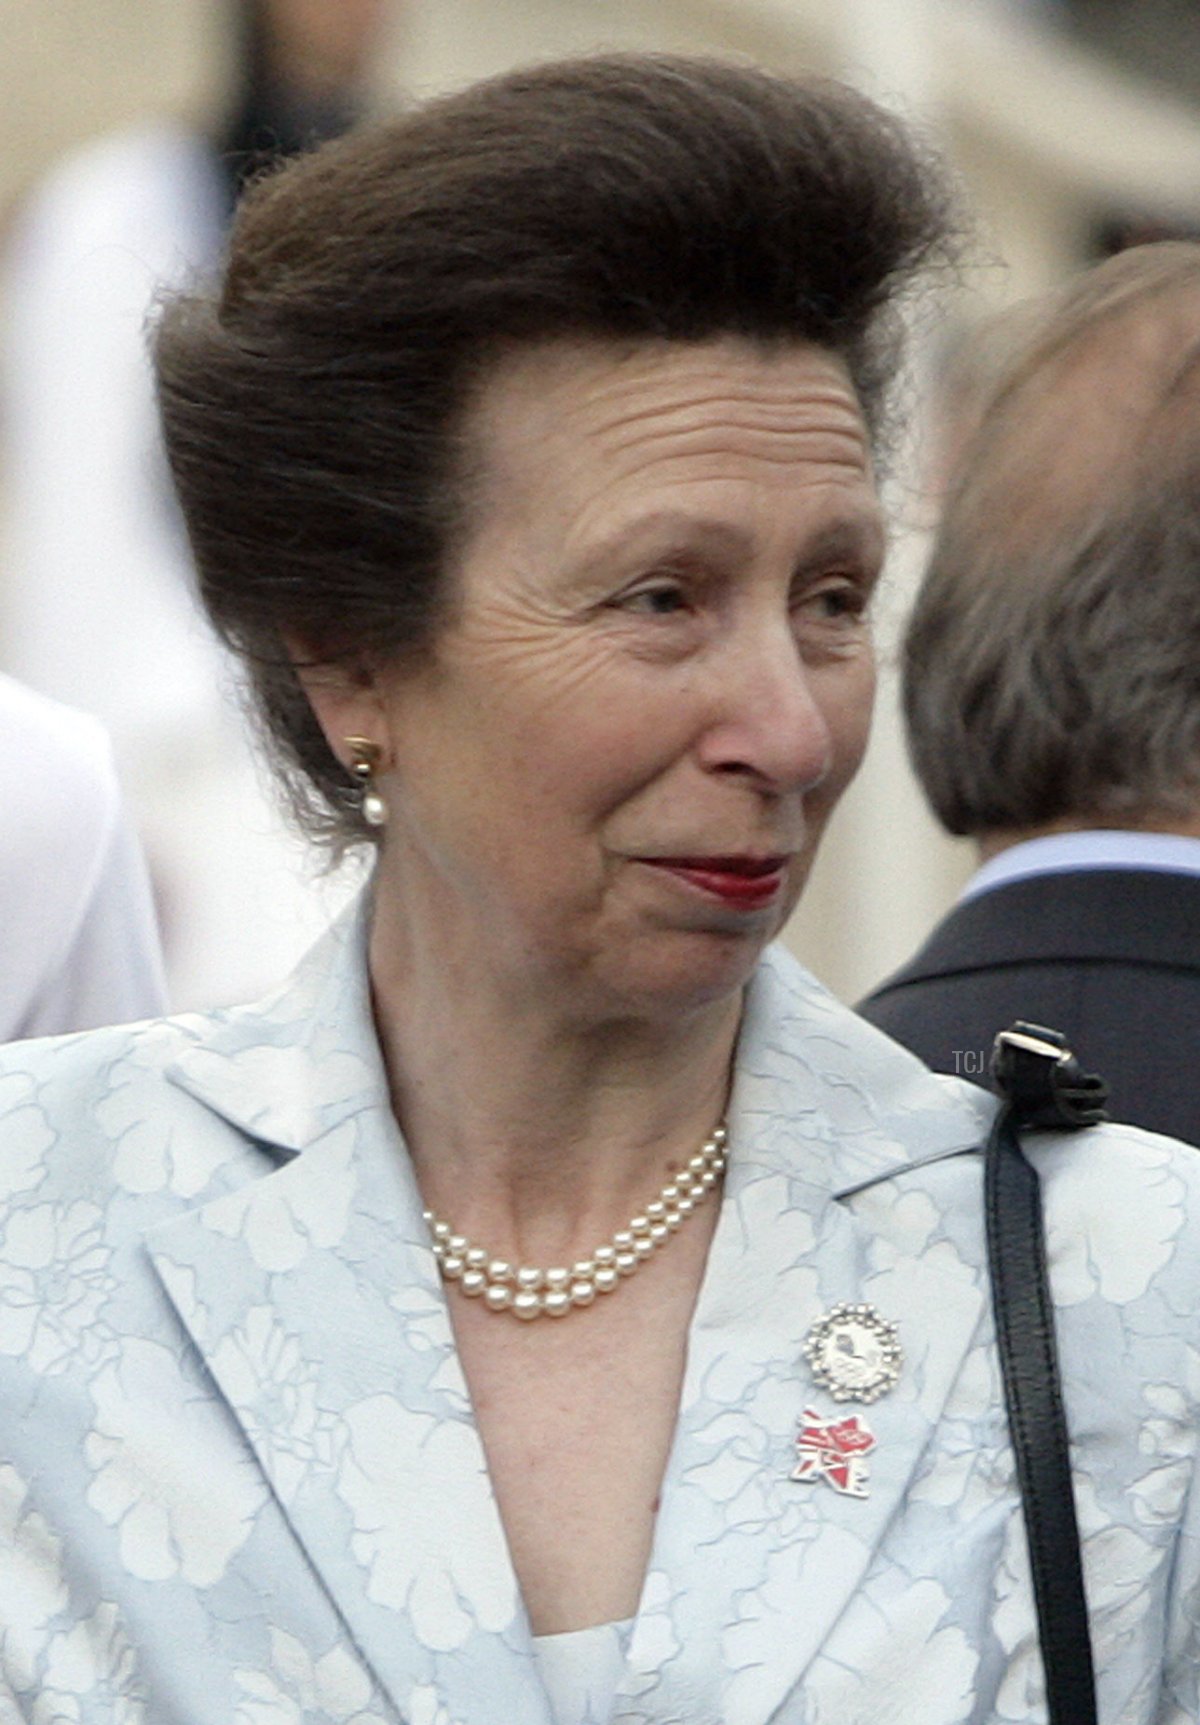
[803,1302,903,1405]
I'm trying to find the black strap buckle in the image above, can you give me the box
[990,1021,1109,1131]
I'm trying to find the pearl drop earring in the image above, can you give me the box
[345,736,387,828]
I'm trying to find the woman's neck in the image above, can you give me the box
[368,904,740,1269]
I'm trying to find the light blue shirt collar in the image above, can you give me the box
[960,829,1200,904]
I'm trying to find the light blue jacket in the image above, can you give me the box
[1,897,1197,1724]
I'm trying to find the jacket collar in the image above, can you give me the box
[153,897,996,1724]
[165,891,991,1198]
[732,941,994,1196]
[164,892,392,1156]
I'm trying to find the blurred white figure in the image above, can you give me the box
[0,674,166,1040]
[0,0,390,1009]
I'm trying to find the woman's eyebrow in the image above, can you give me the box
[580,507,884,568]
[790,516,887,576]
[577,512,754,572]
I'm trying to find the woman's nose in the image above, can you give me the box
[695,626,834,794]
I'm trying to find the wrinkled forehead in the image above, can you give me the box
[455,333,874,502]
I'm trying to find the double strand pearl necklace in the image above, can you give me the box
[423,1124,727,1321]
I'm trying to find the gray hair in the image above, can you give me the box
[904,242,1200,837]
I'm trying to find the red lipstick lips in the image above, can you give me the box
[643,855,789,909]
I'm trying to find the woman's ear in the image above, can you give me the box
[283,635,391,777]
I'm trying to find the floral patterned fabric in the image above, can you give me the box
[1,893,1197,1724]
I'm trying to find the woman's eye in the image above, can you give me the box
[792,581,872,655]
[617,584,689,616]
[799,582,867,623]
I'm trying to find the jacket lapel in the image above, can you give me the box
[144,902,553,1725]
[618,950,995,1724]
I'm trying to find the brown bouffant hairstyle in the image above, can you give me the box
[156,52,956,849]
[905,242,1200,839]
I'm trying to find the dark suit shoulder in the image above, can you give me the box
[858,869,1200,1148]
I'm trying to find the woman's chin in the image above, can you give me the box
[593,922,778,1021]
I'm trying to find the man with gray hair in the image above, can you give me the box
[860,243,1200,1145]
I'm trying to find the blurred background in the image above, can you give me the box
[2,0,1199,1011]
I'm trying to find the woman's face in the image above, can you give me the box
[339,336,883,1016]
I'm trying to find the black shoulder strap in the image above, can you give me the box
[985,1023,1108,1725]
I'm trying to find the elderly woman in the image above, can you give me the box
[0,54,1197,1725]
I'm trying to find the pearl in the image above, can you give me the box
[461,1269,487,1297]
[570,1280,596,1306]
[544,1267,571,1289]
[645,1199,666,1220]
[676,1195,695,1215]
[661,1184,679,1203]
[442,1254,465,1279]
[593,1245,617,1267]
[465,1246,488,1269]
[630,1215,651,1235]
[615,1250,638,1276]
[433,1221,452,1241]
[484,1283,513,1311]
[633,1236,655,1259]
[593,1265,619,1293]
[488,1259,514,1283]
[544,1289,572,1317]
[512,1290,543,1320]
[612,1230,634,1251]
[447,1234,469,1256]
[516,1266,544,1290]
[700,1168,718,1189]
[572,1260,595,1279]
[648,1221,669,1244]
[688,1152,708,1173]
[664,1209,682,1230]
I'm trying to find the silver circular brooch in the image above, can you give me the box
[803,1301,902,1404]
